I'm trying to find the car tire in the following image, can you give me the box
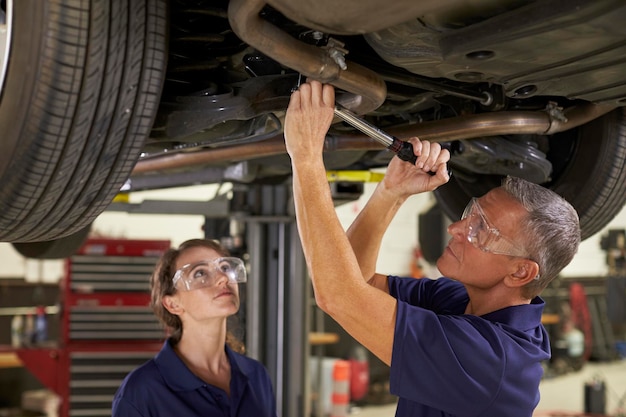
[12,223,92,259]
[0,0,167,243]
[433,108,626,241]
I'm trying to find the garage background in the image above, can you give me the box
[0,182,622,283]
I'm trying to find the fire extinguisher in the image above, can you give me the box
[348,345,369,402]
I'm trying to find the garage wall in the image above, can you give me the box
[0,182,623,282]
[335,182,436,277]
[562,218,624,277]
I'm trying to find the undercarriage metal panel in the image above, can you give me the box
[366,0,626,105]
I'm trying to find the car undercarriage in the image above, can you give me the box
[1,0,625,255]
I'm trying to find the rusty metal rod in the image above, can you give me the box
[132,103,615,174]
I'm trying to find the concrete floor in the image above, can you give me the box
[349,360,626,417]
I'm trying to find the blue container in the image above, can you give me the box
[35,306,47,343]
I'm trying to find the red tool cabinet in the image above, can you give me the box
[14,238,171,417]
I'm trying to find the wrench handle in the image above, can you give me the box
[388,138,417,164]
[334,106,418,164]
[333,106,444,175]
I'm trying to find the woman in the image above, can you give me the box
[112,239,277,417]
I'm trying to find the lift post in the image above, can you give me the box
[205,183,311,417]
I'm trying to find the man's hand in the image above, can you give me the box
[381,137,451,198]
[284,80,450,197]
[284,81,335,162]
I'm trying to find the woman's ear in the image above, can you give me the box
[163,294,183,315]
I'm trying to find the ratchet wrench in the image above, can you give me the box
[333,104,418,164]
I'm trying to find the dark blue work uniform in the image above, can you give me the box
[388,276,550,417]
[112,339,277,417]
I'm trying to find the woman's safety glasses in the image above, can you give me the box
[461,198,528,258]
[172,257,247,291]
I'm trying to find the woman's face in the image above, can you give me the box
[167,246,241,322]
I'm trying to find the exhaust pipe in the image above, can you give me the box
[132,103,615,174]
[227,0,386,115]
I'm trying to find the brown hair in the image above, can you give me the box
[150,238,245,353]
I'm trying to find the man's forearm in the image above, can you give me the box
[283,81,410,365]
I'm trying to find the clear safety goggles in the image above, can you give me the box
[461,198,528,258]
[172,257,247,291]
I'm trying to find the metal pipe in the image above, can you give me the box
[378,69,493,106]
[386,102,615,141]
[227,0,387,115]
[133,138,292,174]
[132,103,616,174]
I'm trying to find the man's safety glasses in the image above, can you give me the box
[172,257,247,291]
[461,198,528,258]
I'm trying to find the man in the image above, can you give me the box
[284,81,581,416]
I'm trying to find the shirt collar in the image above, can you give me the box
[154,338,252,392]
[481,296,545,331]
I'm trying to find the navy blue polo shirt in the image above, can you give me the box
[387,276,550,417]
[112,339,277,417]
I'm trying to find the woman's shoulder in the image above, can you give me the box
[112,358,170,416]
[117,358,162,395]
